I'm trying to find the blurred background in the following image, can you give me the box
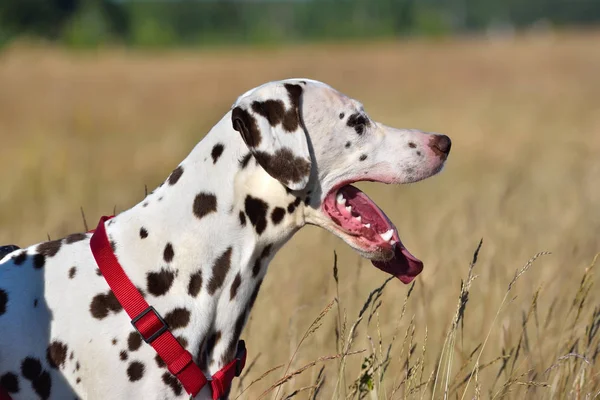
[1,1,600,399]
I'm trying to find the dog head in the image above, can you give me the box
[231,79,451,283]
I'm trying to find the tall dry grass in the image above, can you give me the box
[1,30,599,399]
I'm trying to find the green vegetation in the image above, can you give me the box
[1,0,599,49]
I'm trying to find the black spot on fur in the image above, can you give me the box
[164,308,191,330]
[232,106,261,148]
[95,268,102,276]
[163,243,174,263]
[408,142,416,148]
[162,372,183,396]
[139,228,148,239]
[168,166,184,185]
[244,195,268,235]
[0,372,19,393]
[127,362,145,382]
[230,273,242,300]
[155,354,166,368]
[261,245,272,260]
[65,233,87,244]
[37,240,61,258]
[68,267,76,279]
[75,362,80,371]
[359,154,367,161]
[0,289,7,315]
[146,268,175,297]
[112,338,118,345]
[271,207,285,225]
[416,151,422,156]
[211,143,225,164]
[110,241,117,252]
[253,149,311,188]
[13,251,27,265]
[240,153,253,169]
[120,351,128,361]
[248,84,302,133]
[207,247,232,295]
[188,270,202,298]
[347,113,370,135]
[252,259,261,278]
[239,211,246,226]
[33,254,45,269]
[304,196,311,205]
[46,341,68,369]
[193,193,217,219]
[339,112,345,119]
[21,358,51,400]
[128,332,142,351]
[90,290,123,319]
[142,202,148,207]
[345,141,351,148]
[287,202,296,213]
[21,358,42,380]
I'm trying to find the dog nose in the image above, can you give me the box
[428,134,451,157]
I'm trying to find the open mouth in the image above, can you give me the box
[322,184,423,284]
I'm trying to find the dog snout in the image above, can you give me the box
[428,134,451,159]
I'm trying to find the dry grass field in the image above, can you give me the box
[1,30,600,399]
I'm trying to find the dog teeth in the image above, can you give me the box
[355,216,362,222]
[380,229,394,242]
[364,223,371,229]
[345,205,352,213]
[336,193,346,204]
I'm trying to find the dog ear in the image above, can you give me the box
[231,82,312,191]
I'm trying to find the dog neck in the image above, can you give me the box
[104,112,308,377]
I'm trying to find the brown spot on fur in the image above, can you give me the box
[244,195,268,235]
[230,273,242,300]
[128,332,142,351]
[65,233,87,244]
[232,107,261,148]
[37,240,61,258]
[188,270,202,297]
[46,341,68,369]
[211,143,225,164]
[90,290,123,319]
[271,207,285,225]
[162,372,183,396]
[127,362,145,382]
[207,248,232,295]
[168,166,184,185]
[254,148,310,187]
[164,308,191,330]
[193,193,217,219]
[163,243,174,263]
[146,268,175,297]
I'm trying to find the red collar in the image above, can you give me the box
[89,216,246,399]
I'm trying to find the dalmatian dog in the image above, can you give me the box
[0,79,451,400]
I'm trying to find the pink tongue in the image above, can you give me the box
[371,244,424,284]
